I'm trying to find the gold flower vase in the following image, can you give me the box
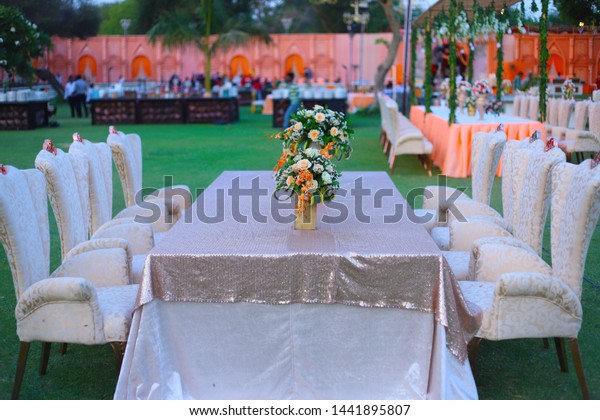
[467,104,476,116]
[294,204,317,230]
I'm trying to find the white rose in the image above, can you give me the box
[307,179,319,193]
[332,119,339,125]
[10,27,15,32]
[313,163,324,173]
[308,129,320,141]
[326,165,334,173]
[330,127,339,137]
[313,105,323,110]
[305,148,319,158]
[293,122,302,131]
[321,171,332,185]
[296,159,312,171]
[286,176,295,186]
[315,112,325,123]
[305,110,314,117]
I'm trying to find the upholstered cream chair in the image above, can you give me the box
[518,96,530,119]
[377,92,393,152]
[0,165,139,399]
[69,134,175,239]
[459,159,600,399]
[423,126,506,249]
[545,98,560,136]
[560,101,600,160]
[512,94,522,117]
[551,99,575,139]
[528,96,539,121]
[106,127,192,218]
[35,146,153,283]
[443,137,564,280]
[382,96,433,175]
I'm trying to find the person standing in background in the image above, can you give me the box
[283,72,300,129]
[64,75,76,118]
[73,75,88,118]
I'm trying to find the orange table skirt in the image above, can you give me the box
[348,93,375,113]
[410,106,546,178]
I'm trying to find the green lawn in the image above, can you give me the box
[0,104,598,400]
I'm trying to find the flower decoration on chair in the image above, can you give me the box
[72,132,83,143]
[0,164,7,175]
[561,79,575,100]
[42,139,57,155]
[274,147,340,212]
[485,99,504,116]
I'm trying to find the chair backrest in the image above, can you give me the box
[528,96,539,121]
[501,135,547,233]
[377,93,393,139]
[69,137,114,234]
[512,95,522,116]
[107,130,143,208]
[35,148,90,258]
[589,102,600,138]
[550,160,600,299]
[0,166,49,299]
[556,99,574,128]
[384,97,401,138]
[470,128,506,205]
[519,96,530,119]
[546,98,559,125]
[512,144,566,255]
[572,100,590,131]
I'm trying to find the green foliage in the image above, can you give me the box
[553,0,600,26]
[539,0,549,122]
[0,5,51,79]
[98,0,141,35]
[424,18,432,114]
[409,26,417,106]
[448,0,458,125]
[0,0,100,38]
[496,31,503,102]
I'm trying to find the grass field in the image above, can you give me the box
[0,103,598,400]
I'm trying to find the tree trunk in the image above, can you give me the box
[374,0,402,93]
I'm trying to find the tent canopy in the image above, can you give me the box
[413,0,523,25]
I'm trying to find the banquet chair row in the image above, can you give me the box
[513,94,540,121]
[558,101,600,161]
[459,156,600,399]
[0,165,139,399]
[377,93,433,175]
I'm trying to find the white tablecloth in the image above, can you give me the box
[114,171,479,399]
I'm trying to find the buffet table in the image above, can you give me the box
[0,100,49,130]
[90,97,239,125]
[409,106,545,178]
[115,171,480,400]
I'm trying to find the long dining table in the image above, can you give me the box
[114,171,481,399]
[410,105,546,178]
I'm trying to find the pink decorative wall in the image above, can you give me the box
[46,33,401,85]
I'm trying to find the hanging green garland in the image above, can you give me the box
[531,0,539,13]
[467,37,474,84]
[425,17,433,114]
[448,0,458,124]
[496,31,503,102]
[410,25,418,106]
[539,0,549,121]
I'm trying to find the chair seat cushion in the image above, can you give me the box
[97,284,139,342]
[431,226,450,250]
[443,251,470,281]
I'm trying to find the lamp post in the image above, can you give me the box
[343,1,370,90]
[120,18,131,36]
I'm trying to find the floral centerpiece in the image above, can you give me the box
[272,105,353,229]
[472,80,492,120]
[485,99,504,117]
[561,79,575,100]
[456,81,471,112]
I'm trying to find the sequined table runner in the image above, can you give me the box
[138,171,480,362]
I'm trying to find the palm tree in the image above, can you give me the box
[148,0,271,94]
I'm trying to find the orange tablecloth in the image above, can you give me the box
[410,106,546,178]
[347,93,375,113]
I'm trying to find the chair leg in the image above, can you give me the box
[389,152,396,174]
[12,341,30,400]
[110,342,127,376]
[59,343,68,355]
[554,337,568,373]
[468,338,482,380]
[39,342,51,375]
[568,338,590,399]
